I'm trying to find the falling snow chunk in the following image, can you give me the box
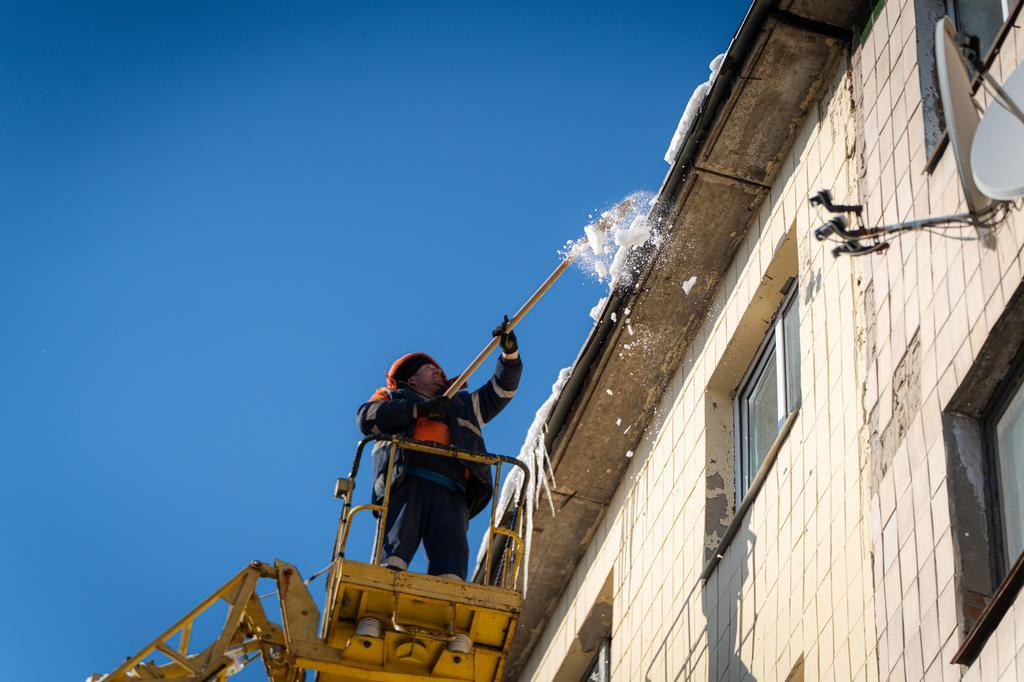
[614,216,651,249]
[568,191,657,292]
[623,424,632,435]
[584,222,606,256]
[664,53,726,165]
[627,324,634,336]
[682,275,697,296]
[568,192,664,354]
[605,388,613,395]
[608,217,654,284]
[607,247,630,284]
[624,307,631,316]
[626,450,634,458]
[616,418,622,426]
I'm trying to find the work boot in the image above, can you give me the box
[382,555,408,571]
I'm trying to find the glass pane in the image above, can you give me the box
[783,297,801,413]
[585,639,610,682]
[996,382,1024,563]
[952,0,1004,55]
[747,350,779,486]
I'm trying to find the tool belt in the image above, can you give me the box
[406,465,467,496]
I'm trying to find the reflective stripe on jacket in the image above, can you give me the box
[355,353,522,518]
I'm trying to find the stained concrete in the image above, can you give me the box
[869,332,923,493]
[504,2,867,677]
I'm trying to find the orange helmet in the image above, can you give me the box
[385,352,449,390]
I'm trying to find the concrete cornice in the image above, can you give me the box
[504,1,870,678]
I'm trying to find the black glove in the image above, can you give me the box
[417,396,450,421]
[492,314,518,354]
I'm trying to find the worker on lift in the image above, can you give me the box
[356,319,522,580]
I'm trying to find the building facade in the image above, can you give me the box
[506,1,1024,680]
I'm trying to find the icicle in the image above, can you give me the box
[472,367,572,594]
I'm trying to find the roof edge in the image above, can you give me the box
[542,0,773,454]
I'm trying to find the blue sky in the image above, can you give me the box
[0,1,749,678]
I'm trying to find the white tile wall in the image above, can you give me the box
[522,2,1024,680]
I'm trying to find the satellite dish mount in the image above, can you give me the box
[811,16,1020,257]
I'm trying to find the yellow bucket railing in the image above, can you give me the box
[95,437,529,682]
[323,436,529,633]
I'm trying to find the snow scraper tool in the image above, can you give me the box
[442,192,640,397]
[443,251,578,398]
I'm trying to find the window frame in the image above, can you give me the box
[921,0,1024,169]
[945,0,1010,52]
[946,0,1012,20]
[984,347,1024,577]
[734,280,801,501]
[943,282,1024,664]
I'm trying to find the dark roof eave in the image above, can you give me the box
[542,0,774,455]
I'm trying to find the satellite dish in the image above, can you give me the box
[972,60,1024,200]
[936,16,994,216]
[808,19,1014,258]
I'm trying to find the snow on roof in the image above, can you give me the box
[475,193,670,590]
[664,54,726,165]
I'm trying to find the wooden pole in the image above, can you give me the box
[443,252,577,398]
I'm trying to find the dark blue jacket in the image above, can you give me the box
[356,353,522,518]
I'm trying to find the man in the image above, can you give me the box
[356,320,521,580]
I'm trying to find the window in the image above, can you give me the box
[784,656,805,682]
[988,351,1024,573]
[914,0,1014,159]
[943,283,1024,663]
[734,281,801,500]
[553,572,613,681]
[945,0,1008,55]
[703,229,798,575]
[583,638,610,682]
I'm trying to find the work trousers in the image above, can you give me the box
[381,474,470,579]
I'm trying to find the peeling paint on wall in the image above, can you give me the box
[869,331,922,493]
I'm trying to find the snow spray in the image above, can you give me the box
[561,190,662,293]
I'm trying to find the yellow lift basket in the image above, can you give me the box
[93,436,529,682]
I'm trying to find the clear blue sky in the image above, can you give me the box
[0,1,748,678]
